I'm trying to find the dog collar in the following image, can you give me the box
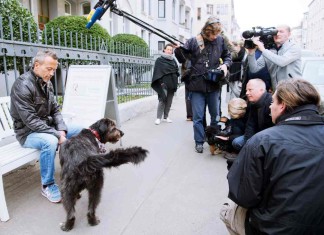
[89,128,101,142]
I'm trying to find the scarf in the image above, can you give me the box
[161,52,174,61]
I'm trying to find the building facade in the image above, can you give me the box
[305,0,324,56]
[18,0,243,53]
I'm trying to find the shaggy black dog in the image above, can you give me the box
[59,118,148,231]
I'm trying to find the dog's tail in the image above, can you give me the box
[83,146,148,173]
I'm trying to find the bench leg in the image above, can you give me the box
[0,174,10,222]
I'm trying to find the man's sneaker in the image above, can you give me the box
[195,144,204,153]
[41,184,62,203]
[155,119,161,125]
[163,118,173,123]
[223,153,238,161]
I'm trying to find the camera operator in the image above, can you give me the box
[247,25,301,92]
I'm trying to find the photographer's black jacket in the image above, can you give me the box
[10,69,67,145]
[228,105,324,234]
[244,92,273,141]
[174,35,232,92]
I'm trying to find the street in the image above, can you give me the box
[1,86,229,235]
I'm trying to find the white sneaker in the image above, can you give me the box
[163,118,173,123]
[155,119,161,125]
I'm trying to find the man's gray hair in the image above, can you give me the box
[33,50,58,65]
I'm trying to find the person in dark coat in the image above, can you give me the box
[151,43,179,125]
[227,78,324,235]
[230,78,273,158]
[174,17,232,153]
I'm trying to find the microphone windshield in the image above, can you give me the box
[242,30,254,39]
[86,7,104,29]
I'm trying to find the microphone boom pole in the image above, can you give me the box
[87,0,184,46]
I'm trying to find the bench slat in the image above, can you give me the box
[0,96,41,222]
[0,97,14,140]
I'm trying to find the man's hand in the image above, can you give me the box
[58,130,67,144]
[252,37,265,51]
[58,135,67,144]
[216,136,229,141]
[59,130,66,137]
[172,42,181,49]
[219,64,228,77]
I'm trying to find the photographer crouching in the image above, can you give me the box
[244,25,302,92]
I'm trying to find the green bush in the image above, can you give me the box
[0,0,37,73]
[111,34,149,57]
[44,16,111,50]
[0,0,38,42]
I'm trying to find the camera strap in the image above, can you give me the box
[196,34,205,52]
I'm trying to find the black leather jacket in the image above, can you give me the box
[244,92,273,141]
[10,69,67,145]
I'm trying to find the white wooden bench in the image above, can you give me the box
[0,96,40,222]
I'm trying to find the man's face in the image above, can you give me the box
[34,56,58,83]
[246,81,265,103]
[270,92,285,123]
[273,26,290,45]
[205,33,219,41]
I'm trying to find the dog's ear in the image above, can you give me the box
[97,119,110,135]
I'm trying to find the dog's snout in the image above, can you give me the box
[120,130,124,137]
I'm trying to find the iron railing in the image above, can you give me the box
[0,16,158,103]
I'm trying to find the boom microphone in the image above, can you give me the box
[86,0,116,29]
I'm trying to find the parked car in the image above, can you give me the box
[301,57,324,115]
[301,49,318,57]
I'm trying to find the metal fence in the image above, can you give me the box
[0,16,158,103]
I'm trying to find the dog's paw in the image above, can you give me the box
[129,146,149,163]
[60,218,75,232]
[87,213,100,226]
[209,145,216,155]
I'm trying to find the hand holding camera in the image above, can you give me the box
[218,64,228,77]
[251,37,265,51]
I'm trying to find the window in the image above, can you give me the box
[207,4,213,15]
[197,7,201,20]
[81,2,91,15]
[141,0,145,12]
[158,0,165,18]
[148,32,152,48]
[216,4,228,15]
[141,29,145,40]
[158,41,165,51]
[148,0,151,15]
[172,0,176,21]
[38,0,49,29]
[65,1,71,15]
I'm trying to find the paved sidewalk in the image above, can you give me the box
[1,86,229,235]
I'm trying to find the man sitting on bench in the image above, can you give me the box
[10,50,82,203]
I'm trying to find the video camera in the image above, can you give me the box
[242,26,278,50]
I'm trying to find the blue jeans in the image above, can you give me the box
[190,90,221,144]
[23,123,83,186]
[232,135,246,151]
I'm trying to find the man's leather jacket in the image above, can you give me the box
[10,69,67,145]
